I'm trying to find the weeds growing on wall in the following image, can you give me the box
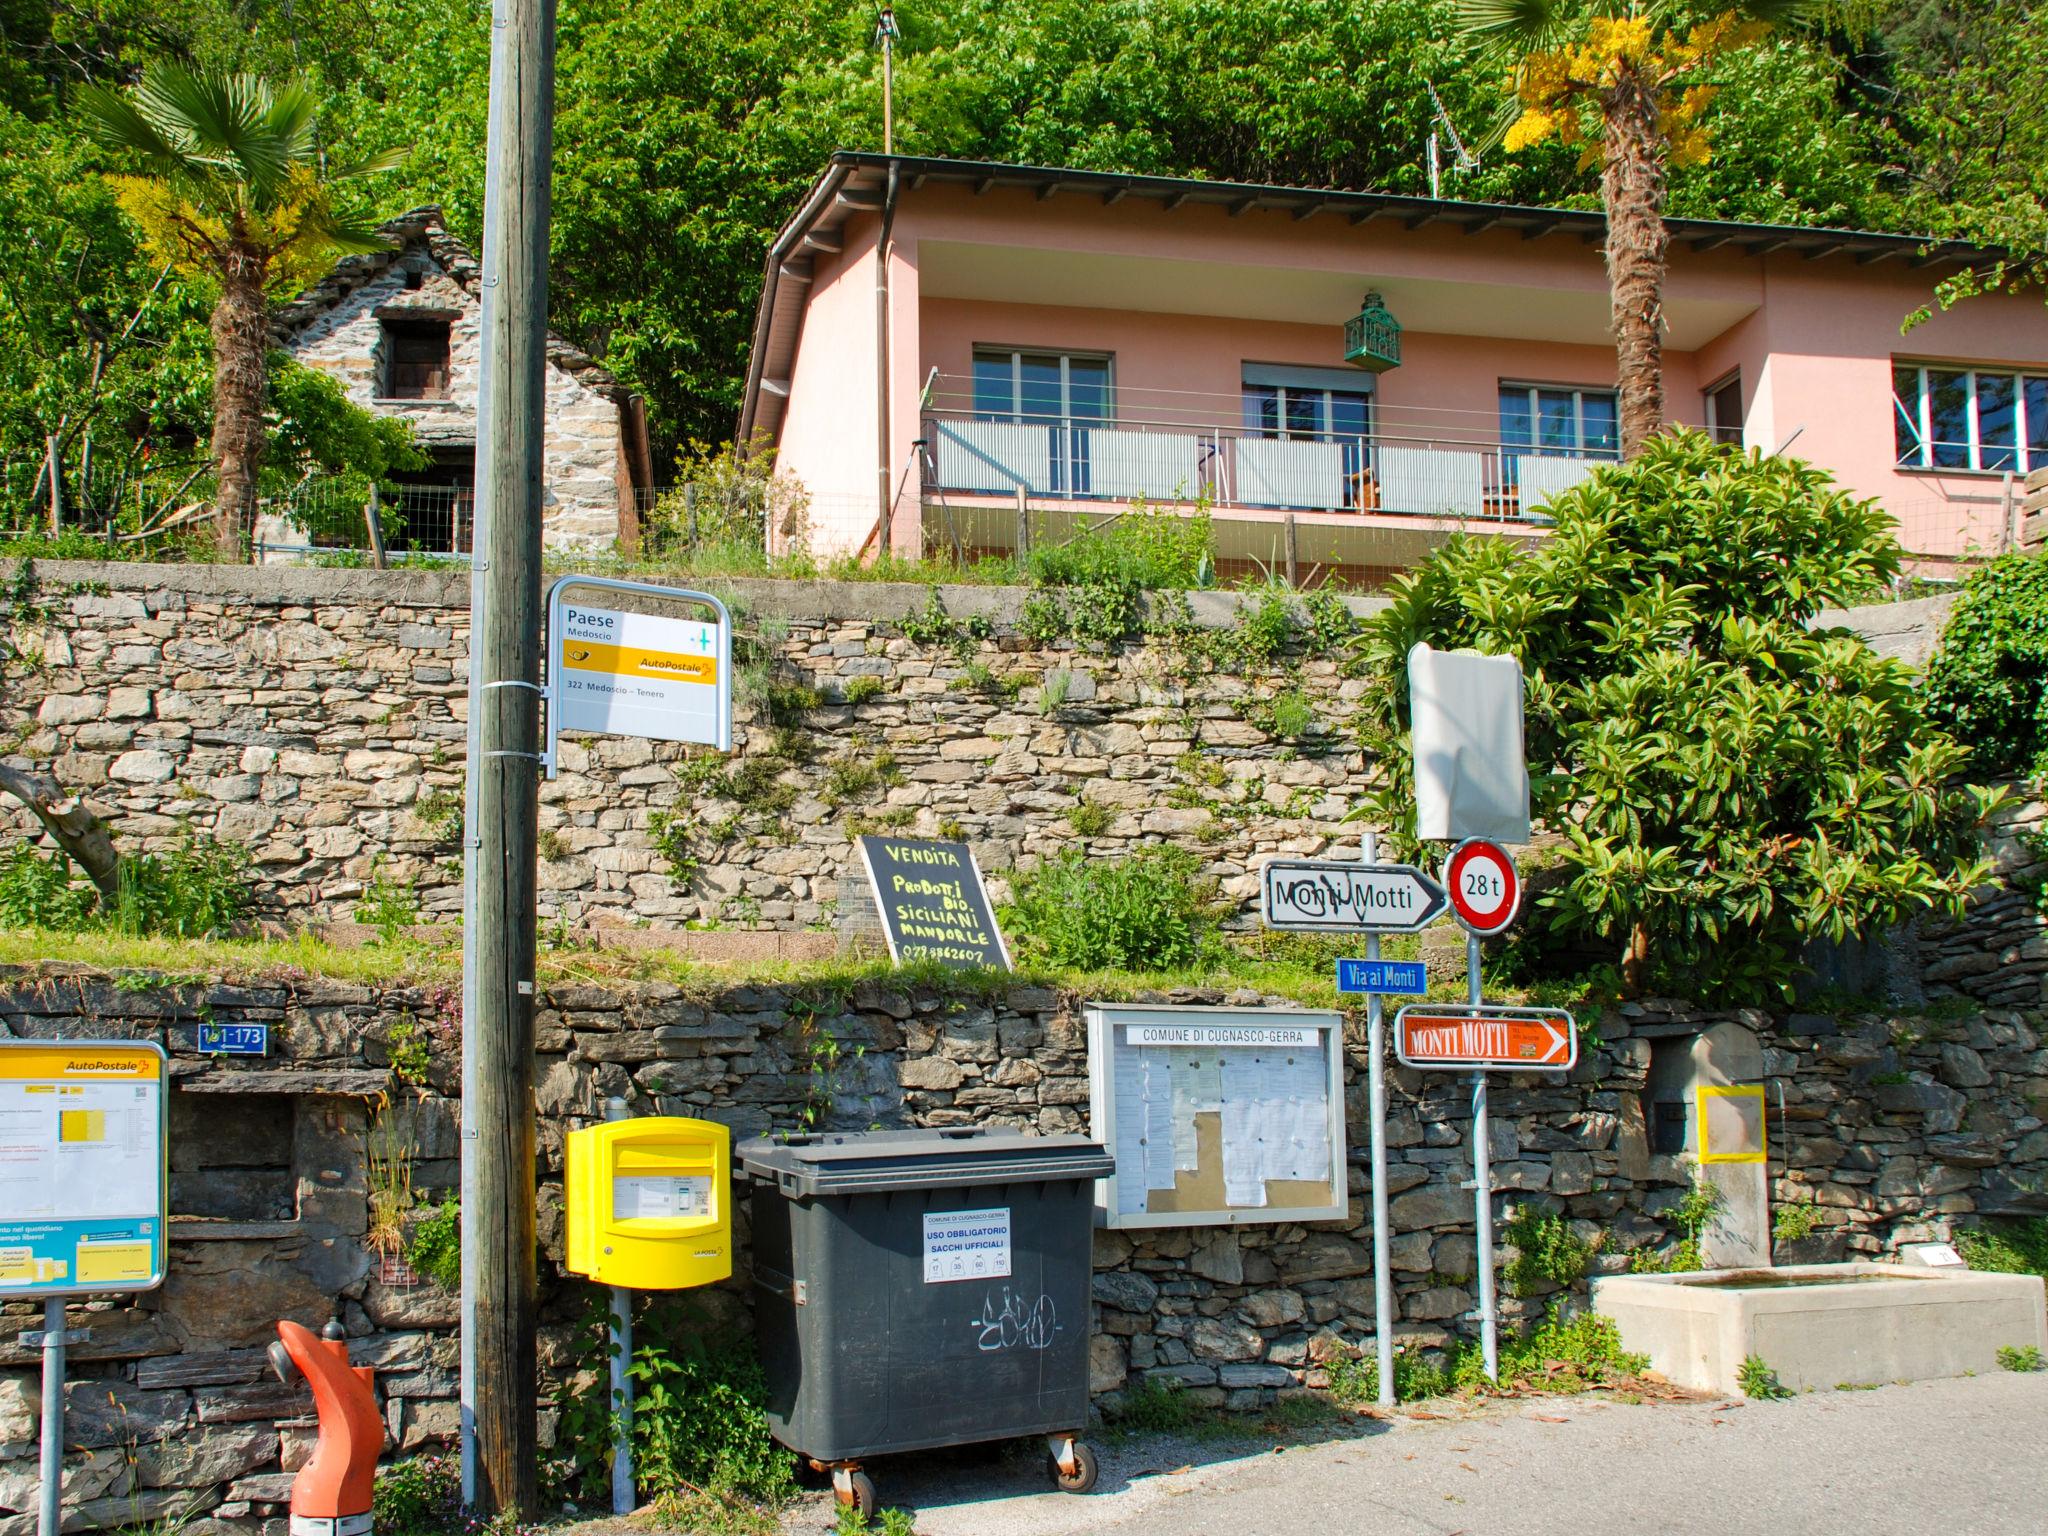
[1955,1218,2048,1280]
[550,1293,794,1510]
[1005,847,1216,971]
[405,1195,460,1290]
[1330,1306,1645,1402]
[1631,1179,1724,1273]
[0,832,251,938]
[1502,1206,1596,1295]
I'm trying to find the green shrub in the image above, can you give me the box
[0,844,95,929]
[1997,1344,2046,1372]
[1353,430,1993,1001]
[1923,551,2048,780]
[105,832,253,938]
[1954,1219,2048,1279]
[1006,847,1212,971]
[1066,800,1113,838]
[1737,1354,1792,1399]
[0,832,252,938]
[1266,688,1315,740]
[371,1455,462,1536]
[550,1294,794,1507]
[1773,1195,1822,1244]
[1328,1342,1451,1404]
[405,1196,460,1290]
[1025,505,1213,593]
[1502,1206,1594,1295]
[358,859,422,943]
[840,675,884,706]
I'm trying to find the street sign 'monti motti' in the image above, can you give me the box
[1260,859,1448,934]
[1392,1004,1577,1072]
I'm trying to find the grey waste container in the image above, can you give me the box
[738,1126,1116,1517]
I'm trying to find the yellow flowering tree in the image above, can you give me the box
[75,67,404,553]
[1459,1,1824,457]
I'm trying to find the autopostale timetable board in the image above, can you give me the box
[1087,1004,1345,1229]
[0,1041,167,1295]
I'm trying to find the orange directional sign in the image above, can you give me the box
[1393,1004,1577,1073]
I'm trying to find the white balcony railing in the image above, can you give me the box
[925,412,1608,522]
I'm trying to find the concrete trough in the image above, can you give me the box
[1591,1262,2048,1395]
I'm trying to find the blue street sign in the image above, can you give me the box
[1336,959,1428,996]
[197,1022,269,1056]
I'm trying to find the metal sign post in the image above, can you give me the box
[1464,932,1499,1382]
[603,1097,635,1517]
[1359,832,1397,1410]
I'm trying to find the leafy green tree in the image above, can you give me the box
[1352,432,1996,999]
[0,108,213,528]
[74,64,402,551]
[1456,0,1832,456]
[1922,552,2048,782]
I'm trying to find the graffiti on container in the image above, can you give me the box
[970,1286,1059,1352]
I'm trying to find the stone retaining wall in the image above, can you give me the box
[0,563,1958,938]
[3,877,2041,1534]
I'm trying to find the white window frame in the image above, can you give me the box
[1498,380,1621,458]
[971,347,1115,423]
[1892,361,2048,474]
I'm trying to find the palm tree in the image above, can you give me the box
[75,67,404,553]
[1457,1,1822,457]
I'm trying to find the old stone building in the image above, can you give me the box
[270,207,654,552]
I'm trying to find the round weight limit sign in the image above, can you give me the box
[1445,839,1520,935]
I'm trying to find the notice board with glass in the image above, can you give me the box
[1086,1004,1346,1229]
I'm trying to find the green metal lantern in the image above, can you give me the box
[1344,290,1402,372]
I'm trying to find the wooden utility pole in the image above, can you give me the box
[459,0,556,1516]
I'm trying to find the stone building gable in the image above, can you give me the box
[273,207,647,549]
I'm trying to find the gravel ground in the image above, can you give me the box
[772,1372,2048,1536]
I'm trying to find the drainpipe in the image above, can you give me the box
[874,161,901,557]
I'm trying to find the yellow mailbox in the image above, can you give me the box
[565,1116,732,1289]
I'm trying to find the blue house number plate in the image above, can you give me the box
[198,1022,269,1056]
[1336,959,1428,996]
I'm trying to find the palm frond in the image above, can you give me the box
[260,80,323,166]
[1455,0,1570,48]
[326,145,411,183]
[73,80,188,167]
[294,206,397,257]
[133,68,293,204]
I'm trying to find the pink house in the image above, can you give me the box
[740,153,2048,582]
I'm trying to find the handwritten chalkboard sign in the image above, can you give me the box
[857,835,1011,971]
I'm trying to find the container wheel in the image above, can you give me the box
[1051,1442,1099,1494]
[842,1470,878,1520]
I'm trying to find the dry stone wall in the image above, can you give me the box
[2,838,2041,1534]
[0,563,1963,946]
[0,564,1386,936]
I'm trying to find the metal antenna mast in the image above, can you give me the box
[1425,79,1478,198]
[875,5,900,154]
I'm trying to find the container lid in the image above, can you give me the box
[736,1126,1115,1197]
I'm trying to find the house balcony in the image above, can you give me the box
[915,384,1612,583]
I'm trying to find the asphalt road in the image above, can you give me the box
[781,1373,2048,1536]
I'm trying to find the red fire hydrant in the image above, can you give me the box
[268,1319,385,1536]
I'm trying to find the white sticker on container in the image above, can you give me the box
[613,1174,711,1221]
[922,1207,1012,1284]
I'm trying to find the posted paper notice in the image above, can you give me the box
[922,1207,1012,1284]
